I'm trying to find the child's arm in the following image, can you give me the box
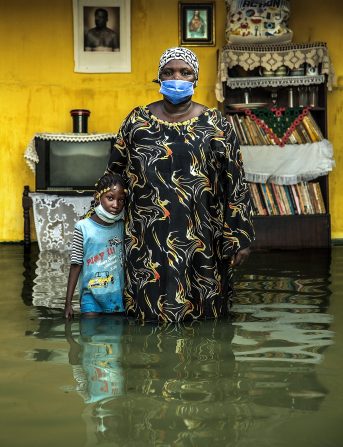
[64,264,82,320]
[65,224,84,319]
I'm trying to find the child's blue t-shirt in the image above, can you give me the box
[74,218,124,312]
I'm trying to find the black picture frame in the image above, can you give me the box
[179,2,215,46]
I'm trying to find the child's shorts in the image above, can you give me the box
[80,292,124,314]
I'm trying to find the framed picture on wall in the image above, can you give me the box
[179,2,215,46]
[72,0,131,73]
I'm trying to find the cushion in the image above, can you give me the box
[225,0,293,44]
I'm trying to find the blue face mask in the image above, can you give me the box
[159,80,194,104]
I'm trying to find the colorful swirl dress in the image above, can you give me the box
[107,106,254,321]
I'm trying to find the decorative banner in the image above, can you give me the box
[244,107,310,147]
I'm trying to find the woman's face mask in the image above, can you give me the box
[159,80,194,104]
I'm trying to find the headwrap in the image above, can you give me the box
[157,47,199,85]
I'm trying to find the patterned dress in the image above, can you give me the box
[107,106,254,322]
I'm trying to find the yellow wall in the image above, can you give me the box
[0,0,342,241]
[289,0,343,239]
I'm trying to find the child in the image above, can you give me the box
[64,173,126,319]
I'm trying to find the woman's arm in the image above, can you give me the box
[221,113,255,263]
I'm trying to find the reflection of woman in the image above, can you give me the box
[91,320,243,445]
[107,47,254,322]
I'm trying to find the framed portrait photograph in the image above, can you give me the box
[73,0,131,73]
[179,2,215,46]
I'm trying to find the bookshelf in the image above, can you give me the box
[217,42,335,249]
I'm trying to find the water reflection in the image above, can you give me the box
[65,316,124,404]
[22,248,334,446]
[232,251,332,362]
[25,315,332,445]
[23,247,79,311]
[77,319,241,446]
[231,250,332,414]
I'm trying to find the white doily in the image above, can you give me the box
[216,42,336,102]
[225,75,325,90]
[30,193,92,251]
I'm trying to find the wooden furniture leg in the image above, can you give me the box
[22,185,33,251]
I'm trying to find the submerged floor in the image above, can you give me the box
[0,244,343,447]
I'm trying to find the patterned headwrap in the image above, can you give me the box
[157,47,199,85]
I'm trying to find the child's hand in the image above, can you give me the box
[64,303,74,320]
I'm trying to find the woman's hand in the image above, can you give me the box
[64,303,74,320]
[231,247,251,268]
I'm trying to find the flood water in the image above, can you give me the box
[1,244,343,447]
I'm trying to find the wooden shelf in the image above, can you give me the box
[226,106,326,114]
[252,214,331,249]
[220,42,332,249]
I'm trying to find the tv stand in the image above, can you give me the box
[23,132,116,250]
[23,185,33,250]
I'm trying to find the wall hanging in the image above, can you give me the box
[73,0,131,72]
[179,2,215,46]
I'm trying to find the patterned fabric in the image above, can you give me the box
[70,227,84,264]
[245,106,310,146]
[29,193,92,251]
[107,106,254,322]
[157,47,199,84]
[225,0,292,44]
[216,42,336,101]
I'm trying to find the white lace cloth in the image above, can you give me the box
[225,74,325,89]
[30,193,92,251]
[216,41,336,102]
[24,132,116,172]
[241,139,335,185]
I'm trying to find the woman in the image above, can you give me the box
[107,47,254,322]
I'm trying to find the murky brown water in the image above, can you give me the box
[0,244,342,447]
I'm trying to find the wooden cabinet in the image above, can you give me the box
[217,42,335,249]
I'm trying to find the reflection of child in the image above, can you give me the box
[65,316,124,404]
[64,173,126,319]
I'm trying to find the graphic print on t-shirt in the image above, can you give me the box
[88,270,115,289]
[86,238,122,296]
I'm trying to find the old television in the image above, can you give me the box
[35,136,115,194]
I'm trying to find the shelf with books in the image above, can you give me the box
[217,42,335,249]
[227,109,325,146]
[248,181,326,217]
